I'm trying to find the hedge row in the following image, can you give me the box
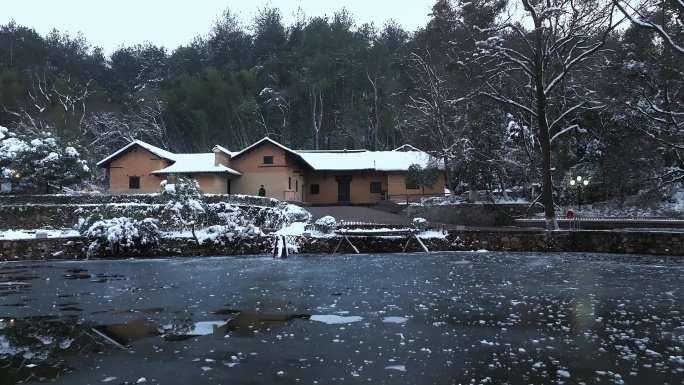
[0,193,280,207]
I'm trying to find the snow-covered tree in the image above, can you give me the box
[82,98,171,159]
[158,174,206,240]
[0,127,90,193]
[476,0,623,229]
[612,1,684,189]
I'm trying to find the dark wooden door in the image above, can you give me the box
[337,180,350,203]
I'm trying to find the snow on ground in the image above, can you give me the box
[0,229,80,239]
[0,224,445,241]
[273,222,310,236]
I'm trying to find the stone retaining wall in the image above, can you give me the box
[2,229,683,261]
[0,237,87,260]
[0,203,302,234]
[406,203,542,226]
[0,205,83,229]
[450,229,684,255]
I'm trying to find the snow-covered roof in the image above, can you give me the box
[97,140,176,167]
[150,153,242,176]
[98,138,442,175]
[393,144,422,152]
[295,149,443,171]
[231,137,297,159]
[374,150,442,171]
[296,151,376,171]
[212,144,238,157]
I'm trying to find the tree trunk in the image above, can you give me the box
[368,72,380,151]
[467,160,477,203]
[310,89,323,150]
[499,170,509,201]
[533,64,558,229]
[444,155,456,203]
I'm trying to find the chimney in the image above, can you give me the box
[213,148,220,166]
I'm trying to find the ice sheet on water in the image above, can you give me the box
[309,315,363,324]
[383,316,408,324]
[385,365,406,371]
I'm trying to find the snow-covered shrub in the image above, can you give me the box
[197,204,263,245]
[74,204,157,233]
[277,203,312,226]
[84,217,160,257]
[257,202,312,230]
[421,196,451,205]
[158,175,206,233]
[198,222,262,245]
[314,215,337,233]
[412,217,428,231]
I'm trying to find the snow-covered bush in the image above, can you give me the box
[84,217,160,257]
[314,215,337,233]
[197,222,262,245]
[412,217,428,231]
[158,175,206,234]
[256,202,312,230]
[74,204,158,234]
[277,202,312,226]
[197,204,263,245]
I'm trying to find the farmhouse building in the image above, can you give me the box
[97,137,445,205]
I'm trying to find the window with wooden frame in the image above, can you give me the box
[263,156,274,164]
[129,176,141,189]
[370,182,382,193]
[310,184,320,194]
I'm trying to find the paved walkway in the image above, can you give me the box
[306,206,409,223]
[304,206,538,232]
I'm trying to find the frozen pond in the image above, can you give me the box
[2,252,684,384]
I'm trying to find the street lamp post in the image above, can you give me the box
[569,176,589,210]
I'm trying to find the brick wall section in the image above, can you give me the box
[3,229,684,261]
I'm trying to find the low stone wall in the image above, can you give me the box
[2,229,684,261]
[450,229,684,255]
[0,237,87,260]
[0,205,84,229]
[406,203,542,226]
[0,202,298,232]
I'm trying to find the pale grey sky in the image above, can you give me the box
[1,1,436,54]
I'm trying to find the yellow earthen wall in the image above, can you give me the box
[192,174,232,195]
[305,171,388,205]
[109,147,169,194]
[230,143,304,202]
